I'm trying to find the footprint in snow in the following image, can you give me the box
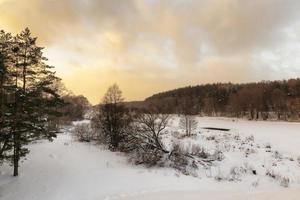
[49,154,56,159]
[106,161,114,168]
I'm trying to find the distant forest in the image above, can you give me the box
[142,79,300,121]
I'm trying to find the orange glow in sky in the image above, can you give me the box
[1,0,300,104]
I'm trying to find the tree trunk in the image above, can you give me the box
[185,117,188,136]
[13,155,19,176]
[13,133,20,176]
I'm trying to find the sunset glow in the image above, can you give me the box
[1,0,300,104]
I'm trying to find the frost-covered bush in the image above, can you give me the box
[297,156,300,164]
[210,150,225,161]
[130,141,212,176]
[264,143,272,149]
[243,162,257,175]
[273,151,283,160]
[266,169,277,179]
[129,148,165,167]
[73,123,95,142]
[214,168,226,182]
[169,144,190,172]
[266,169,290,187]
[228,166,246,181]
[190,144,208,158]
[233,134,241,141]
[171,131,180,138]
[246,135,255,142]
[245,147,257,157]
[252,178,260,187]
[206,135,216,141]
[280,176,290,187]
[168,143,198,176]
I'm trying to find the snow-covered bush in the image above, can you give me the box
[273,151,283,160]
[297,156,300,164]
[211,150,225,161]
[168,144,191,174]
[190,144,208,158]
[228,166,246,181]
[246,135,255,142]
[265,169,290,187]
[73,123,95,142]
[129,148,165,167]
[264,143,272,150]
[214,168,226,182]
[280,176,290,187]
[252,178,260,187]
[70,114,299,186]
[266,169,277,179]
[168,141,224,176]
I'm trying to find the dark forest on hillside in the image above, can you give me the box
[144,79,300,121]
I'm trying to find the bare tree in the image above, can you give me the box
[98,84,130,150]
[134,111,169,153]
[179,115,198,136]
[177,97,198,136]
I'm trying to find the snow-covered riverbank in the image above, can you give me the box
[1,117,300,200]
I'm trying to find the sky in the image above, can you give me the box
[1,0,300,104]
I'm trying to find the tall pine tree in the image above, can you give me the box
[0,28,64,176]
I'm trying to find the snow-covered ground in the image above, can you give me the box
[1,117,300,200]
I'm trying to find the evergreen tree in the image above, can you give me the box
[0,30,14,163]
[0,28,64,176]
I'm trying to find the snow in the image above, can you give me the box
[1,117,300,200]
[192,117,300,156]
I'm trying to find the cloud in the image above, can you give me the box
[1,0,300,104]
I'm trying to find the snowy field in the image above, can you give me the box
[1,117,300,200]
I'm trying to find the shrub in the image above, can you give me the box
[266,169,290,187]
[73,123,95,142]
[228,166,246,181]
[297,156,300,164]
[211,150,225,161]
[190,144,208,158]
[129,148,164,167]
[273,151,283,160]
[280,176,290,188]
[252,178,260,187]
[214,168,226,182]
[168,143,199,176]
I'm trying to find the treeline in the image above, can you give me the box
[0,28,66,176]
[145,79,300,121]
[60,94,90,123]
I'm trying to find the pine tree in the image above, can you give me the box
[0,28,64,176]
[0,30,14,163]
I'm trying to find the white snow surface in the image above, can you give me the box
[0,117,300,200]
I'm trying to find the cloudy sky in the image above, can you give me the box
[1,0,300,104]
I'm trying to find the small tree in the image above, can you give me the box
[134,110,169,153]
[179,115,198,136]
[98,84,130,150]
[178,97,198,136]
